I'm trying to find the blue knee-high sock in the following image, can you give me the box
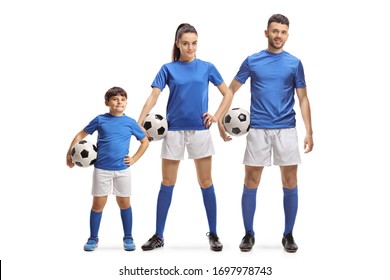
[120,207,133,239]
[201,184,217,234]
[90,210,102,238]
[156,184,174,238]
[283,186,298,236]
[241,185,257,236]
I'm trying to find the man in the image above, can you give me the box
[220,14,314,253]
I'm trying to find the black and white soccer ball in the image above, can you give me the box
[142,113,168,141]
[223,108,250,136]
[71,140,97,167]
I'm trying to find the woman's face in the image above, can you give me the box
[176,32,197,62]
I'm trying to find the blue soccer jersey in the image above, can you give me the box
[151,58,224,130]
[235,50,306,129]
[84,113,146,170]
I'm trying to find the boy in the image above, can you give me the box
[66,86,149,251]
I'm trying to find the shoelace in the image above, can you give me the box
[149,235,162,245]
[207,232,219,242]
[284,234,295,244]
[242,233,252,243]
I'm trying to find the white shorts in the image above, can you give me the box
[243,128,301,166]
[92,167,132,197]
[161,130,215,160]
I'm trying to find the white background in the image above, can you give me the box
[1,0,389,279]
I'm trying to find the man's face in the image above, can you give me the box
[265,22,289,52]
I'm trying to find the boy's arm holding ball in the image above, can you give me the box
[66,130,89,168]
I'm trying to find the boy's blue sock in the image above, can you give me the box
[241,185,257,236]
[201,184,217,234]
[283,186,298,236]
[156,184,174,238]
[90,210,102,238]
[120,207,133,239]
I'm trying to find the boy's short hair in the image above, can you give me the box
[105,87,127,102]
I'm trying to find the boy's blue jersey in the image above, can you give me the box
[84,113,146,171]
[152,58,223,130]
[235,50,306,129]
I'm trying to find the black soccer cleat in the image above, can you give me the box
[282,233,298,253]
[239,231,255,252]
[207,232,223,252]
[141,234,164,251]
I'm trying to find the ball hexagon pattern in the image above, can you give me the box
[71,140,98,167]
[142,113,168,141]
[223,108,250,136]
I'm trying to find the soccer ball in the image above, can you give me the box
[142,113,168,141]
[71,140,97,167]
[223,108,250,136]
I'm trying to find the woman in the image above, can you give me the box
[138,23,232,251]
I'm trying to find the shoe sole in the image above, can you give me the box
[285,248,298,253]
[84,246,98,251]
[240,247,252,252]
[282,243,298,253]
[211,246,223,252]
[124,247,136,251]
[141,244,164,251]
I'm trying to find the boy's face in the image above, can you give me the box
[105,94,127,116]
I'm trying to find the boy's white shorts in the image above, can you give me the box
[92,167,132,197]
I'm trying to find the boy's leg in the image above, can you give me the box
[118,196,135,251]
[113,169,135,251]
[84,196,107,251]
[90,196,107,237]
[117,196,132,238]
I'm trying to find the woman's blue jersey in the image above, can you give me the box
[151,58,223,130]
[235,50,306,129]
[84,113,146,171]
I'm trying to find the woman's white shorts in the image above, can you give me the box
[161,130,215,160]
